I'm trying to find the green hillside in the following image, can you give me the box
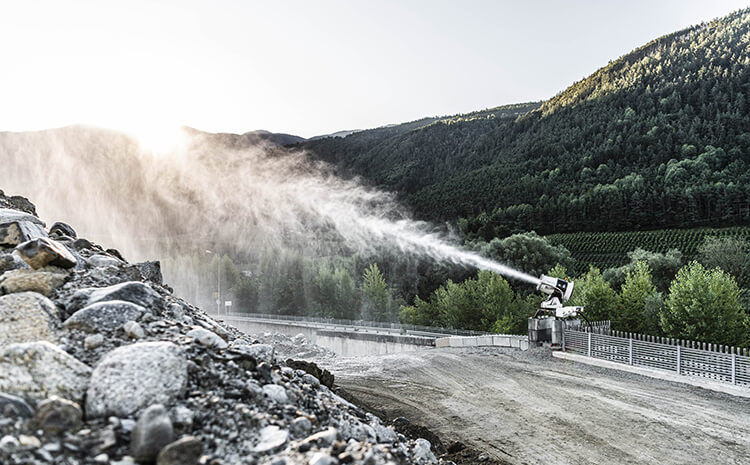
[300,9,750,238]
[545,226,750,274]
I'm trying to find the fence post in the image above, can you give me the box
[629,338,633,365]
[676,345,681,375]
[732,353,736,385]
[587,332,592,357]
[562,324,566,352]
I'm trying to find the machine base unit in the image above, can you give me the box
[528,318,579,347]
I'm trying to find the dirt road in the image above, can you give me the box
[321,347,750,465]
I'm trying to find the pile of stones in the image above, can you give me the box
[0,190,440,465]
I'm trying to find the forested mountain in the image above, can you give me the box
[299,9,750,239]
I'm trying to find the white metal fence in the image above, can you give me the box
[564,328,750,386]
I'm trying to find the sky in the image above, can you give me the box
[0,0,748,140]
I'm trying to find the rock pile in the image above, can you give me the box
[0,190,442,465]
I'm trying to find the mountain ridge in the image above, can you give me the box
[298,8,750,239]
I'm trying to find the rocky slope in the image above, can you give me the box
[0,189,440,465]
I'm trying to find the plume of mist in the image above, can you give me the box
[0,125,540,291]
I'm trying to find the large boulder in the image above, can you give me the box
[68,281,163,314]
[15,237,77,269]
[63,300,146,333]
[0,268,68,296]
[86,342,188,418]
[0,341,91,404]
[0,221,47,248]
[0,292,59,345]
[0,209,44,227]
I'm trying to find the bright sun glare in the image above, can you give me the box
[125,123,187,154]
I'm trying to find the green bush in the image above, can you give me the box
[661,262,749,346]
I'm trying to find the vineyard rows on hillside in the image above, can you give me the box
[545,226,750,274]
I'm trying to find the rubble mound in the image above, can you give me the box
[0,190,443,465]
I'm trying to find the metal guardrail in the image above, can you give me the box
[564,329,750,387]
[221,311,493,338]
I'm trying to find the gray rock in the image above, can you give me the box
[167,303,185,321]
[15,237,77,269]
[34,396,83,434]
[373,423,397,443]
[87,254,122,268]
[71,238,94,252]
[130,404,174,463]
[262,384,288,404]
[63,300,146,333]
[0,209,44,226]
[0,268,68,296]
[0,252,30,274]
[156,436,203,465]
[0,434,19,452]
[245,381,263,399]
[412,438,436,464]
[290,417,312,437]
[86,342,188,418]
[0,392,34,418]
[123,320,146,339]
[90,426,117,455]
[169,406,193,430]
[186,327,227,349]
[0,292,58,345]
[136,261,163,285]
[228,341,274,363]
[0,221,47,247]
[48,222,76,239]
[301,374,320,388]
[195,318,230,339]
[84,333,105,350]
[69,281,163,314]
[120,418,136,433]
[0,341,91,404]
[253,425,288,453]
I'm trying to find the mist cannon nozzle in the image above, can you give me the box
[536,274,574,303]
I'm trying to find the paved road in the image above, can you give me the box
[322,346,750,465]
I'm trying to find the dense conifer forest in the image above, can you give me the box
[298,9,750,238]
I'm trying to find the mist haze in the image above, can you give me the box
[0,126,537,306]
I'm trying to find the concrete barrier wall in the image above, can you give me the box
[223,319,319,343]
[435,334,529,351]
[316,333,433,357]
[221,317,434,357]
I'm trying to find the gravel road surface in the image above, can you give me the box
[321,346,750,465]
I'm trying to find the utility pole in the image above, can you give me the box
[217,256,221,315]
[206,250,221,315]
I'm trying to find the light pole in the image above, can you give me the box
[205,250,220,315]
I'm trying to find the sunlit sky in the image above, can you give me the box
[1,0,748,139]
